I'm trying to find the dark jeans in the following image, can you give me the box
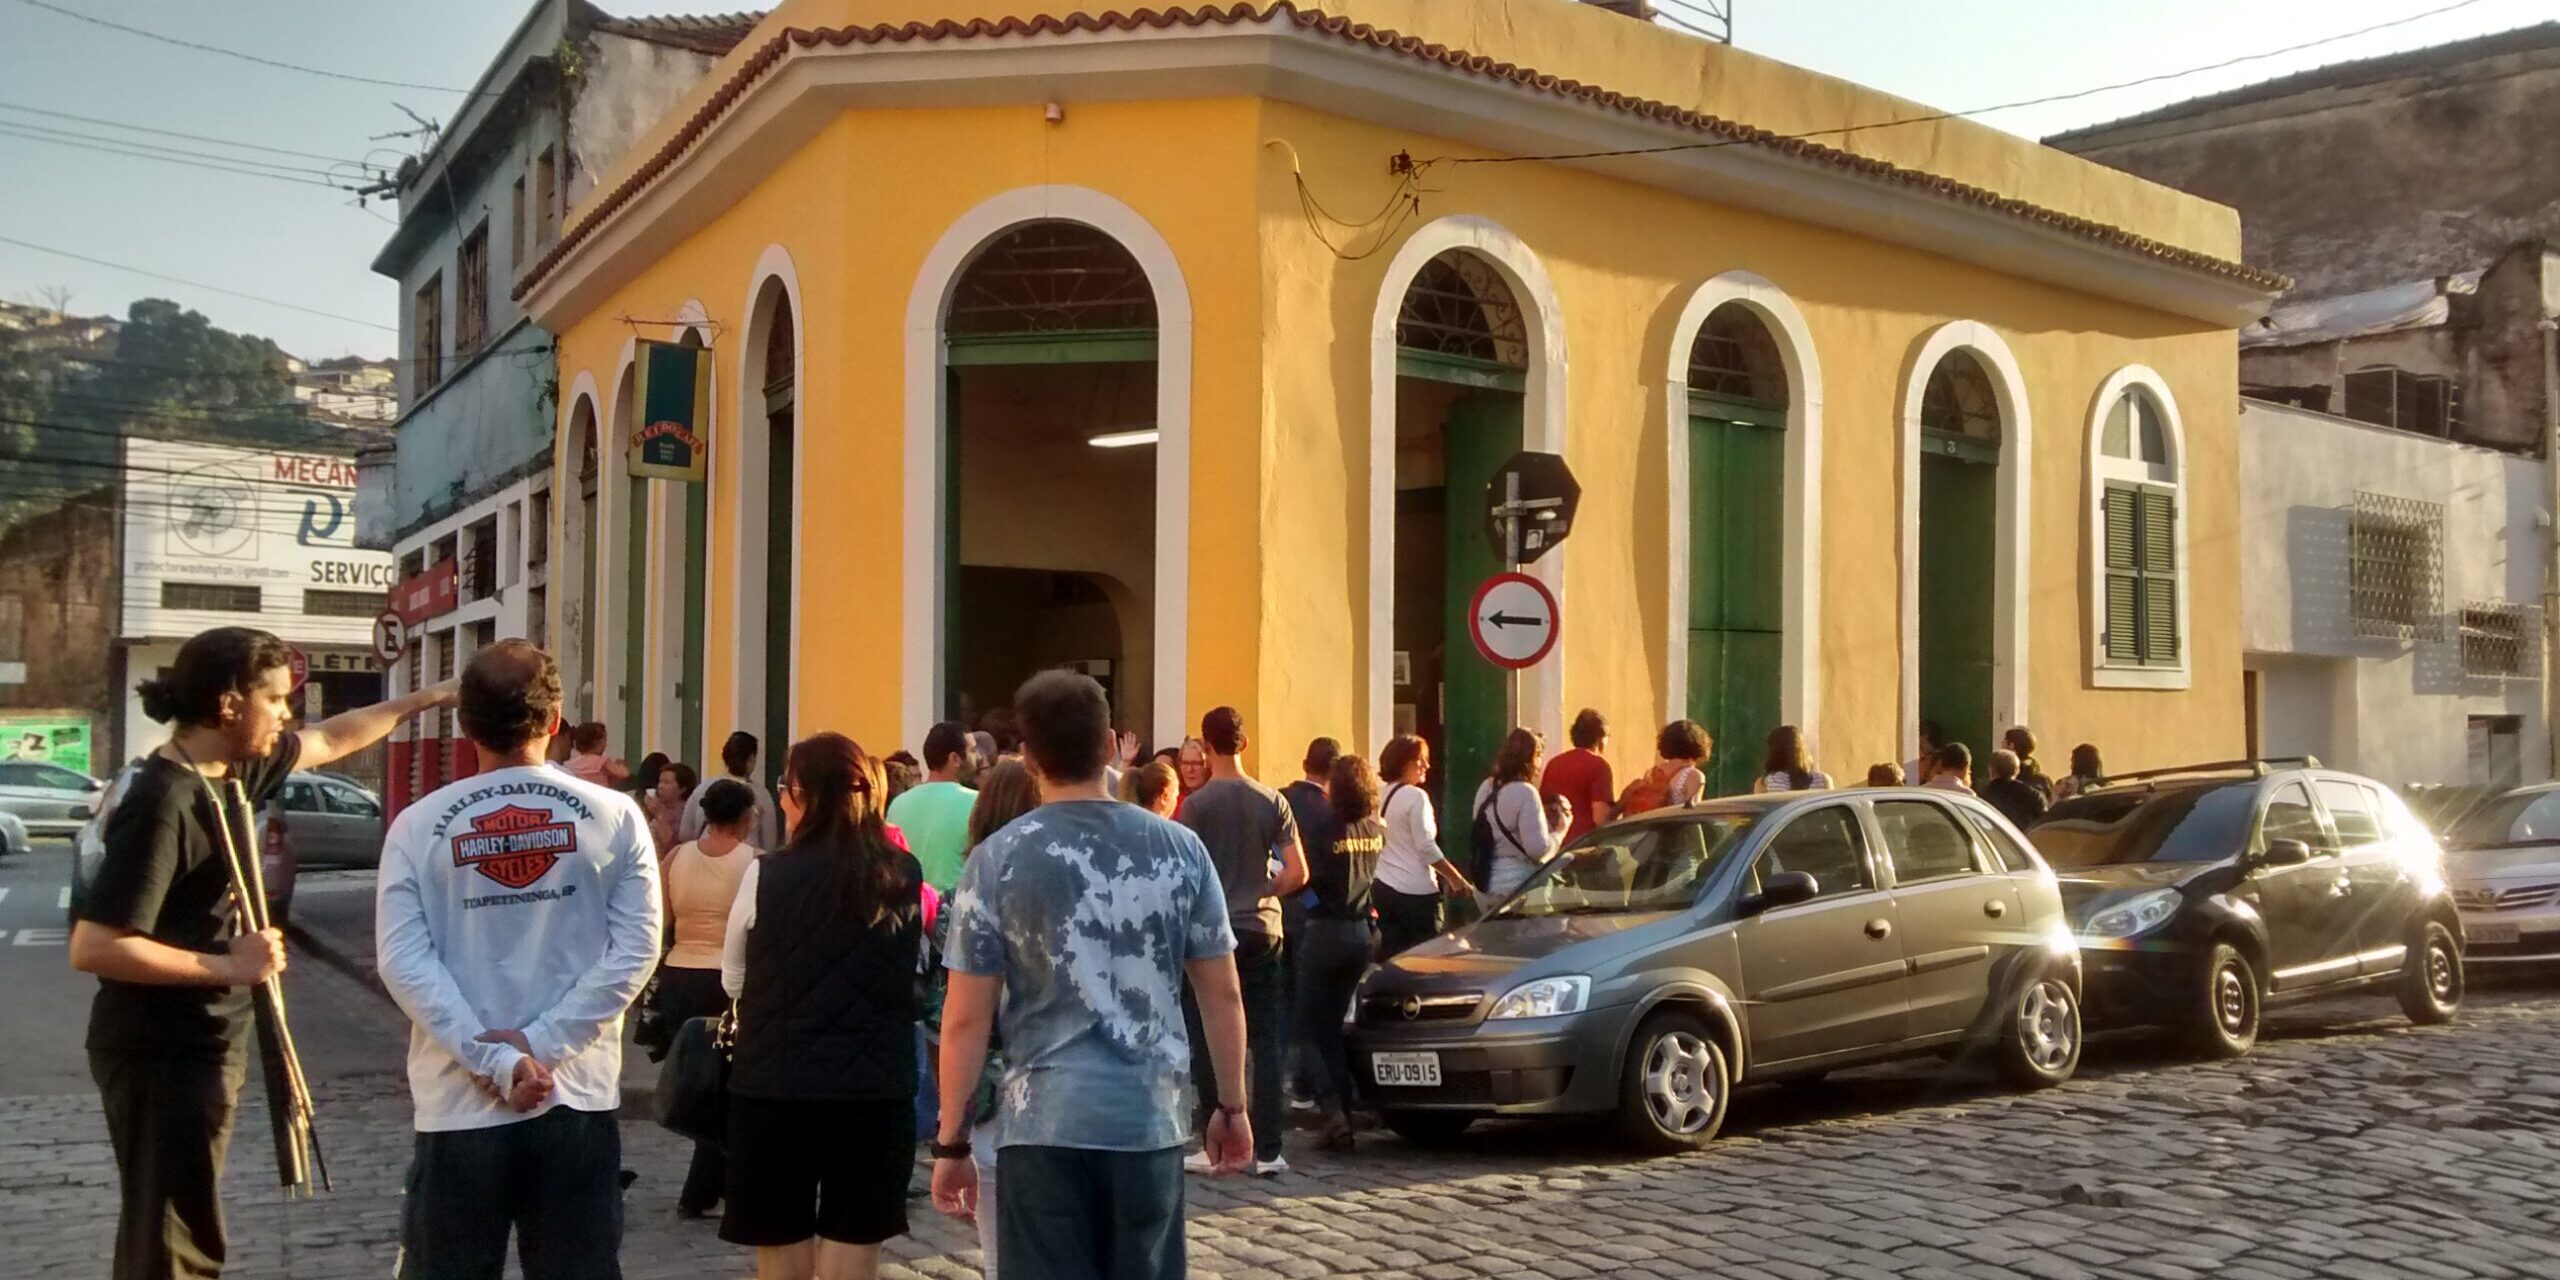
[1293,917,1374,1111]
[996,1145,1184,1280]
[92,1049,245,1280]
[396,1106,625,1280]
[1373,883,1444,959]
[1183,930,1286,1161]
[652,965,728,1212]
[1278,893,1319,1096]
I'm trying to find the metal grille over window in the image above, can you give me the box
[1395,251,1528,367]
[946,222,1157,336]
[1921,351,2001,444]
[1687,306,1787,406]
[2350,491,2444,641]
[304,589,384,619]
[162,582,261,613]
[2459,601,2538,679]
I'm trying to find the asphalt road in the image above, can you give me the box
[0,842,409,1099]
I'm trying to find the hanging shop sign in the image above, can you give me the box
[628,339,714,483]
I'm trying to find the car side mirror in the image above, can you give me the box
[1743,871,1820,915]
[2255,838,2313,869]
[85,777,105,793]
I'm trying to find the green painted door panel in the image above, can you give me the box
[1439,392,1524,861]
[681,481,707,762]
[1688,413,1786,797]
[624,476,648,763]
[1917,450,1996,760]
[763,405,795,789]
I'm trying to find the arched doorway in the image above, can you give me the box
[735,279,797,787]
[1393,249,1527,847]
[1686,304,1790,797]
[1917,349,2003,759]
[938,221,1159,739]
[563,394,602,721]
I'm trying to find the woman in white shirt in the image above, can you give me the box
[1473,728,1565,898]
[1752,724,1835,795]
[1372,734,1476,958]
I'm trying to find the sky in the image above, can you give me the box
[0,0,2547,362]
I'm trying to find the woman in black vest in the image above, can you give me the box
[718,732,925,1279]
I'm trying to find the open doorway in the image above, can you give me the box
[1686,304,1790,798]
[1916,349,2003,760]
[736,280,797,790]
[1393,250,1526,847]
[941,223,1159,740]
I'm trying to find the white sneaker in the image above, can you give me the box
[1182,1150,1216,1174]
[1253,1156,1291,1177]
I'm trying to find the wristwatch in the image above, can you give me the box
[929,1137,973,1160]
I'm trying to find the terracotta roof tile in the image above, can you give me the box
[518,2,2286,301]
[594,10,766,56]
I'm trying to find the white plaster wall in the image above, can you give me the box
[567,34,726,209]
[2240,398,2548,785]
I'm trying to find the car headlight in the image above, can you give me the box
[1486,975,1590,1020]
[2080,888,2181,940]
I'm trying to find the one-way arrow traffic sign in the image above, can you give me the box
[1468,572,1559,670]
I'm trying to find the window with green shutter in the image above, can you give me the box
[2102,480,2178,667]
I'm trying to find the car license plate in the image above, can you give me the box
[2470,921,2521,945]
[1371,1052,1442,1087]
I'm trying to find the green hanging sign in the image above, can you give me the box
[628,339,713,483]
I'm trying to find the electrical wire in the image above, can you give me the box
[0,100,377,167]
[0,117,364,181]
[4,0,478,97]
[1428,0,2495,168]
[0,124,361,189]
[0,234,397,332]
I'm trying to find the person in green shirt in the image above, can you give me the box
[888,721,980,893]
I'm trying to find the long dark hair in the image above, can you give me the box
[1762,725,1814,790]
[632,753,670,795]
[783,733,906,924]
[2068,743,2104,781]
[1489,727,1542,787]
[137,626,294,727]
[966,758,1041,851]
[1329,754,1381,827]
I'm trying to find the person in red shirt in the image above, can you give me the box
[1539,708,1616,844]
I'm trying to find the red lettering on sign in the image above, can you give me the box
[268,455,358,488]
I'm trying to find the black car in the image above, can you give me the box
[2025,759,2464,1057]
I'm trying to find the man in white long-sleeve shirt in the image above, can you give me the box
[375,640,661,1280]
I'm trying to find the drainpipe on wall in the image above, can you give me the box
[2543,317,2560,781]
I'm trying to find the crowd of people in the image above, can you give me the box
[70,623,2118,1280]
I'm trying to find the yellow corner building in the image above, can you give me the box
[524,0,2282,797]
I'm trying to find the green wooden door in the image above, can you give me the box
[680,481,707,763]
[1438,392,1524,859]
[623,476,649,763]
[1918,440,1997,760]
[1687,405,1785,799]
[762,401,795,787]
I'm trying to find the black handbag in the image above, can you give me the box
[655,1005,734,1147]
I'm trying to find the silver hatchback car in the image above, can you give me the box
[0,758,103,838]
[1352,789,2082,1151]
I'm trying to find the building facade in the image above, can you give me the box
[365,0,755,812]
[521,0,2280,804]
[2240,398,2547,787]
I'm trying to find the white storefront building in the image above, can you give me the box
[119,438,395,781]
[2240,398,2548,787]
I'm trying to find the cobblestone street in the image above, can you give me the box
[10,982,2560,1279]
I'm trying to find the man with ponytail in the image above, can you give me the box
[70,625,456,1280]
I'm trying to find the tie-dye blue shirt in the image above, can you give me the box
[945,798,1237,1152]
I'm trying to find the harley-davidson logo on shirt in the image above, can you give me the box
[452,804,575,889]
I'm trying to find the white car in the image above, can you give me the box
[0,758,102,839]
[2442,784,2560,964]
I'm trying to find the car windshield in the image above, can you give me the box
[1494,812,1760,917]
[2028,785,2257,868]
[2440,790,2560,850]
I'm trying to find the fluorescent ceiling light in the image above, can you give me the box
[1087,428,1159,449]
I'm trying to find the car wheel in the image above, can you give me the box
[1995,972,2082,1088]
[1378,1110,1473,1146]
[1615,1011,1730,1152]
[2397,919,2463,1026]
[2183,942,2261,1059]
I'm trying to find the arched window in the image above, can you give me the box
[2089,372,2187,684]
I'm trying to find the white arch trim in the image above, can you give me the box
[901,185,1193,751]
[729,246,805,745]
[1365,216,1570,757]
[606,337,640,755]
[1897,321,2032,752]
[1664,271,1824,742]
[560,373,604,720]
[2084,364,2191,690]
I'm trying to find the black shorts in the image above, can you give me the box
[719,1094,913,1247]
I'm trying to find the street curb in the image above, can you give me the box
[285,920,397,1010]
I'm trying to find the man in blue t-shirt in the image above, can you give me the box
[932,671,1253,1280]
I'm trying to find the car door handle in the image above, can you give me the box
[1865,918,1892,940]
[1983,900,2007,919]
